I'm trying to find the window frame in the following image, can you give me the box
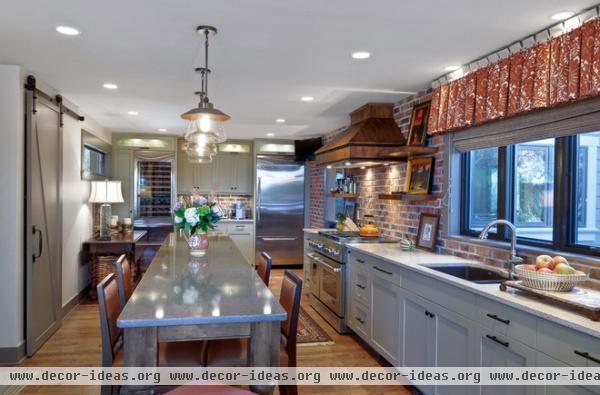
[460,134,600,257]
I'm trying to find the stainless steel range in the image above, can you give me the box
[306,230,395,333]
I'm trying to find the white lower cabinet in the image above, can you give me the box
[370,274,402,365]
[476,327,537,395]
[401,289,477,395]
[535,352,600,395]
[344,248,600,395]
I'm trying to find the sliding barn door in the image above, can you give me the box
[25,81,62,356]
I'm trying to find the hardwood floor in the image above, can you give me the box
[17,269,412,395]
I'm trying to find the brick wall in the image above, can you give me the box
[308,91,600,287]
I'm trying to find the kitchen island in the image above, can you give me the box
[118,232,286,395]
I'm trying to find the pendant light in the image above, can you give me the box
[182,25,230,163]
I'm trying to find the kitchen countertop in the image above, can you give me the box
[220,218,254,223]
[347,243,600,339]
[117,232,286,328]
[303,228,331,234]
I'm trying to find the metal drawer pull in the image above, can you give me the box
[356,284,365,289]
[373,266,393,275]
[261,237,297,241]
[355,317,365,324]
[574,350,600,364]
[486,335,509,348]
[356,258,365,263]
[486,313,510,325]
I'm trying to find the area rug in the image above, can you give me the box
[296,307,334,346]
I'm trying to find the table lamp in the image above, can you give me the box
[89,180,125,240]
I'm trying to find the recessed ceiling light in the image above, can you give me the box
[301,96,314,102]
[266,133,275,137]
[275,118,286,123]
[103,83,118,90]
[384,162,390,166]
[551,11,575,21]
[351,51,371,60]
[360,166,366,170]
[127,111,139,116]
[345,161,352,166]
[326,165,332,169]
[55,26,80,36]
[158,128,167,132]
[444,65,460,72]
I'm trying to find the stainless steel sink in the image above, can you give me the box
[424,264,509,284]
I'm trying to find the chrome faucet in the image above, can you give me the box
[479,219,523,278]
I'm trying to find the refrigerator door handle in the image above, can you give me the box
[261,237,297,241]
[256,176,261,223]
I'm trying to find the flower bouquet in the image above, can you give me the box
[173,196,223,256]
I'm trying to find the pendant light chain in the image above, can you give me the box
[203,28,209,105]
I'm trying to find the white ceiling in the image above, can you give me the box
[0,0,596,139]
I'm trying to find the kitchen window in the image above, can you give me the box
[460,131,600,255]
[82,144,106,176]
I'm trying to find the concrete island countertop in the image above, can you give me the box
[346,242,600,339]
[117,233,286,328]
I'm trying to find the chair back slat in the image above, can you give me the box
[256,252,272,286]
[279,270,302,367]
[115,254,134,309]
[97,273,122,367]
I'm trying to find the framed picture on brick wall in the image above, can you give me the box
[407,101,431,146]
[417,213,439,251]
[405,157,434,194]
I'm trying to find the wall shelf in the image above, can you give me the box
[378,192,440,202]
[329,193,358,199]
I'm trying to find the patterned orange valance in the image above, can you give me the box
[427,18,600,135]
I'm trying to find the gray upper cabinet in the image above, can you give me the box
[176,141,194,193]
[193,160,214,192]
[213,153,253,194]
[177,138,253,195]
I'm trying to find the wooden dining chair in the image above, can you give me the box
[97,274,208,395]
[205,270,303,395]
[165,385,255,394]
[114,254,134,309]
[256,251,273,286]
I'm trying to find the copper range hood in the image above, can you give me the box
[314,103,410,168]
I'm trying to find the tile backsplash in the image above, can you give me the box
[177,194,253,219]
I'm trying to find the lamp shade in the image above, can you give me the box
[89,180,125,203]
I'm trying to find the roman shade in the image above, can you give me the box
[452,94,600,152]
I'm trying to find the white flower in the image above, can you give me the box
[212,205,224,217]
[174,216,183,224]
[184,208,199,226]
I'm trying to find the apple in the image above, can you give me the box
[551,256,568,270]
[537,267,553,274]
[536,255,553,270]
[554,262,576,275]
[523,264,537,271]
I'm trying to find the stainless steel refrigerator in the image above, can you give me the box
[256,155,305,266]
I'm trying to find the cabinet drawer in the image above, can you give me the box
[537,319,600,367]
[227,223,252,234]
[369,260,401,286]
[212,223,229,234]
[476,297,537,346]
[402,269,476,320]
[349,251,371,267]
[349,299,370,340]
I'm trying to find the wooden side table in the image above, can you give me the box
[82,230,148,298]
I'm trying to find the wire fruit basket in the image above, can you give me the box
[514,265,588,292]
